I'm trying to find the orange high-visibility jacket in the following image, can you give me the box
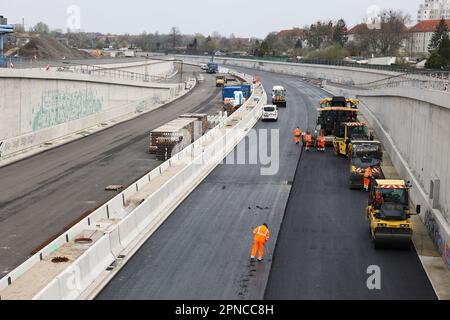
[253,225,270,243]
[364,167,373,179]
[294,128,301,137]
[305,134,312,143]
[318,135,325,144]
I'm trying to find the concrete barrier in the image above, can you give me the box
[118,212,140,249]
[34,235,115,300]
[108,228,124,258]
[32,278,60,300]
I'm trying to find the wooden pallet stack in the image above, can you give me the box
[149,118,199,160]
[178,113,208,135]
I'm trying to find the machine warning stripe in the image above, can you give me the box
[378,185,405,189]
[346,122,366,126]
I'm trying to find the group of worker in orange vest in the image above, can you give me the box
[294,127,326,152]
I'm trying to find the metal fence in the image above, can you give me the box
[0,57,179,83]
[213,54,450,93]
[0,56,22,68]
[355,71,450,92]
[179,52,450,76]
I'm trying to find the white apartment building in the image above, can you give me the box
[407,19,450,54]
[418,0,450,21]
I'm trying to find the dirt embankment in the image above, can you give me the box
[15,35,92,60]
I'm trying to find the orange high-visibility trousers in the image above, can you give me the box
[251,240,265,259]
[364,177,370,190]
[295,136,301,144]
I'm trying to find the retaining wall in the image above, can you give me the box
[0,64,182,159]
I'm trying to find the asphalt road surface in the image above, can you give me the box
[97,69,323,300]
[0,66,223,275]
[98,68,436,300]
[264,148,437,300]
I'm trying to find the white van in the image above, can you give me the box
[262,105,278,121]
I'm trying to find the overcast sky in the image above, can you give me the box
[2,0,422,38]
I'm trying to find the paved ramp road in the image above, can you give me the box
[98,68,437,300]
[264,149,437,300]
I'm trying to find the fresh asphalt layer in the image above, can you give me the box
[264,148,436,300]
[98,67,436,300]
[0,66,222,275]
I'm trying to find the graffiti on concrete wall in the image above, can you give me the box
[424,209,450,269]
[31,88,103,132]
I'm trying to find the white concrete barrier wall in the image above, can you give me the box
[34,235,115,300]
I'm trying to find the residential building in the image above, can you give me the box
[418,0,450,21]
[407,19,450,54]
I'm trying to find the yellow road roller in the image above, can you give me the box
[366,179,421,249]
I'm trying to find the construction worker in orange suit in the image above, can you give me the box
[364,166,374,191]
[305,132,313,151]
[374,190,384,209]
[251,223,270,262]
[317,133,326,152]
[294,127,302,145]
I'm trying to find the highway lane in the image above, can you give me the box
[265,148,436,299]
[0,66,223,275]
[97,70,325,300]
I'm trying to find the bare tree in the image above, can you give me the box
[356,9,410,56]
[170,26,180,49]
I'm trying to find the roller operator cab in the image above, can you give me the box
[366,180,421,249]
[261,105,278,121]
[333,122,372,157]
[272,86,287,107]
[348,141,384,189]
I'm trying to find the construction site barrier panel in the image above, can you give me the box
[53,266,80,300]
[88,205,109,224]
[0,276,9,291]
[39,235,115,300]
[108,227,124,258]
[105,194,126,218]
[67,218,91,242]
[6,254,41,284]
[136,175,150,191]
[33,278,61,300]
[123,186,138,205]
[149,167,161,181]
[117,212,141,249]
[40,236,68,261]
[78,235,115,289]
